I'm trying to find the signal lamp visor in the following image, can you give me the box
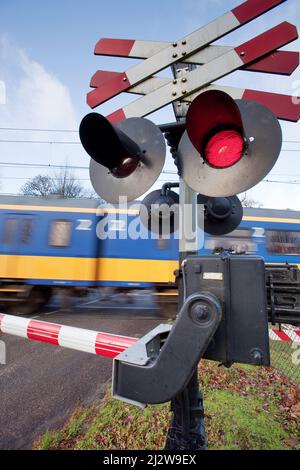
[79,113,141,176]
[204,129,245,169]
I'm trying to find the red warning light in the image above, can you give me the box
[185,90,245,168]
[204,129,244,168]
[111,156,138,178]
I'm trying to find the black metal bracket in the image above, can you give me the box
[161,182,179,197]
[266,264,300,325]
[112,292,222,407]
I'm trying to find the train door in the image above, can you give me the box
[1,214,35,280]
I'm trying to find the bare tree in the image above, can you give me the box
[20,169,92,199]
[239,193,263,208]
[21,174,54,197]
[51,170,87,198]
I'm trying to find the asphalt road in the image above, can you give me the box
[0,296,165,450]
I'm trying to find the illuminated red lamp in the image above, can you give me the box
[204,129,244,168]
[186,90,246,168]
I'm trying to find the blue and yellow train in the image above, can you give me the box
[0,195,299,313]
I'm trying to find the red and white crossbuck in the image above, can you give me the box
[86,0,300,124]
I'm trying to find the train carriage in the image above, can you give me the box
[0,195,299,313]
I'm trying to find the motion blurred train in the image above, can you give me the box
[0,195,299,313]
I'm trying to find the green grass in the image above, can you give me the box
[38,406,97,450]
[205,390,287,450]
[39,431,64,450]
[36,361,300,451]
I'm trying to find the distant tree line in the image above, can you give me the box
[20,169,98,199]
[19,171,263,208]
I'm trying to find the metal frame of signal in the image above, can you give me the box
[164,63,206,451]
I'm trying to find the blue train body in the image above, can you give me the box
[0,196,299,296]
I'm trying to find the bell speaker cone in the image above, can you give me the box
[140,189,179,235]
[198,195,243,236]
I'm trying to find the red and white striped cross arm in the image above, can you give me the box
[0,313,137,359]
[90,50,299,94]
[184,85,300,123]
[87,0,287,108]
[90,75,300,123]
[103,22,298,124]
[94,39,299,76]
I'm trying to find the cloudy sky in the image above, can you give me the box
[0,0,299,209]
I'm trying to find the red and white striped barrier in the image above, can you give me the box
[269,327,300,342]
[1,314,299,359]
[0,313,137,358]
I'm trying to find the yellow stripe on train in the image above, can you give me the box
[0,204,140,215]
[0,255,178,283]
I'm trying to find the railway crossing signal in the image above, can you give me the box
[177,89,282,197]
[79,113,165,203]
[79,0,299,205]
[78,0,300,451]
[79,87,283,204]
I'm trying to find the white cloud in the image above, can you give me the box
[14,51,77,129]
[0,36,77,129]
[0,37,88,194]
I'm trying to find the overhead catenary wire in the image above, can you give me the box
[0,127,299,145]
[0,174,299,185]
[0,127,299,185]
[0,138,299,151]
[0,163,300,184]
[0,161,178,173]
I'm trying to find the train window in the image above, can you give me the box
[266,230,300,255]
[205,228,257,254]
[49,220,72,247]
[2,218,17,243]
[19,219,33,244]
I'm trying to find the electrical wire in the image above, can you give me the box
[0,138,299,152]
[0,127,299,146]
